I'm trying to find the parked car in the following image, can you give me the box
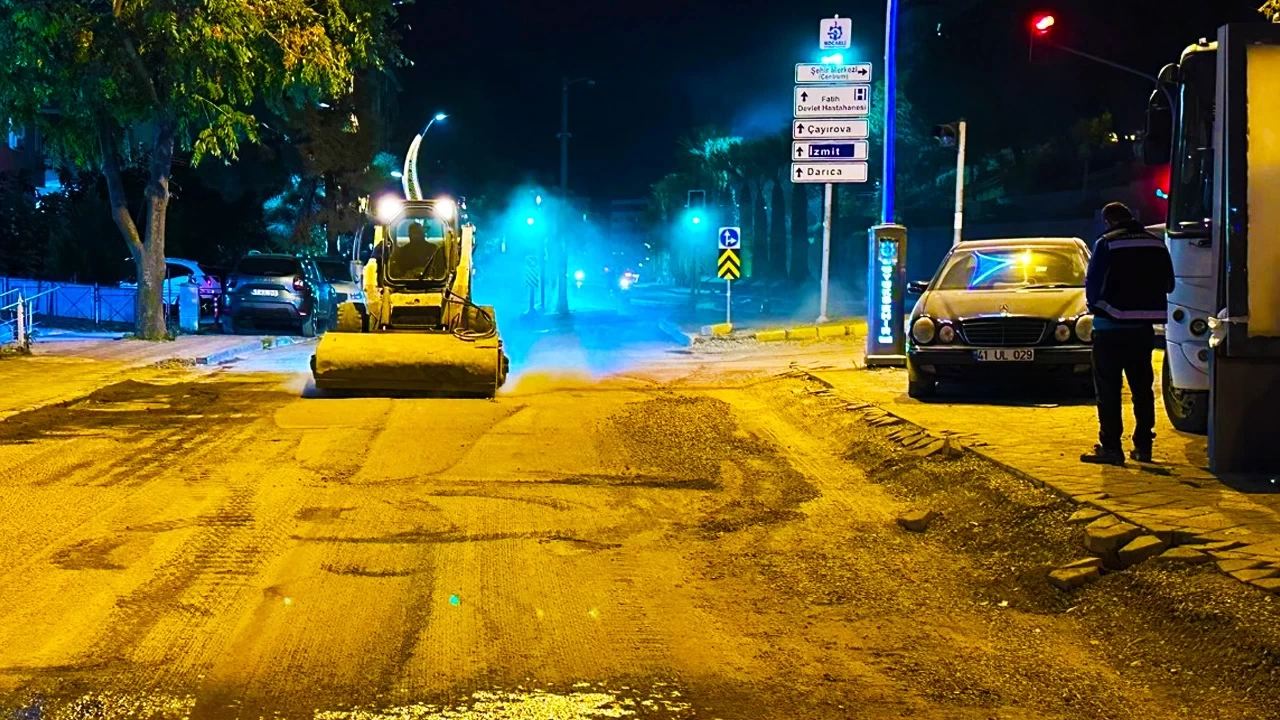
[119,258,222,321]
[220,254,334,336]
[315,257,363,308]
[905,237,1095,399]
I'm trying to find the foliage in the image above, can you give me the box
[264,74,396,255]
[1264,1,1280,21]
[0,0,404,337]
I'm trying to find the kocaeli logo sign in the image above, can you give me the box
[877,239,898,345]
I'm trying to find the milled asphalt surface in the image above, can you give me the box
[1,325,1277,719]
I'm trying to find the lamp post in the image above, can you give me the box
[402,112,448,200]
[557,76,594,315]
[866,0,909,367]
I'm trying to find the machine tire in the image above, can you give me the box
[1162,352,1208,434]
[300,315,317,338]
[333,303,366,333]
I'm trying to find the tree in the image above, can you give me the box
[790,182,811,283]
[1071,112,1114,198]
[0,1,402,338]
[1264,1,1280,21]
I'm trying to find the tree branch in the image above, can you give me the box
[110,4,162,108]
[97,116,143,258]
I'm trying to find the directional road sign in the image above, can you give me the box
[791,162,869,184]
[793,118,870,140]
[794,86,870,118]
[718,226,741,250]
[795,63,873,84]
[820,17,852,49]
[718,249,742,280]
[792,140,869,162]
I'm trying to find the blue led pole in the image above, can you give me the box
[881,0,899,224]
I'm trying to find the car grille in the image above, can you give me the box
[961,318,1047,346]
[390,306,442,328]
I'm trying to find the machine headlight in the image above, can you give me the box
[375,195,404,224]
[1075,314,1094,343]
[937,324,956,344]
[911,317,936,344]
[1054,323,1072,342]
[434,197,456,220]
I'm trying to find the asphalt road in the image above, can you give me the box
[0,324,1276,719]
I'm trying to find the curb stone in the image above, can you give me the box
[657,320,695,347]
[195,335,314,365]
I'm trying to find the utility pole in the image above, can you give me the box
[934,120,968,246]
[953,120,967,246]
[557,76,594,316]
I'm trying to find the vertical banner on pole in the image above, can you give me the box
[865,224,908,366]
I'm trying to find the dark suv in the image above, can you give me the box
[221,254,333,336]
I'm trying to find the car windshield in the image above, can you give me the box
[934,246,1087,291]
[237,257,299,277]
[386,218,450,282]
[316,261,352,283]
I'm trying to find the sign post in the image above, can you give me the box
[793,25,872,324]
[718,227,742,325]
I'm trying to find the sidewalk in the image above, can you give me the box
[0,334,309,419]
[802,353,1280,592]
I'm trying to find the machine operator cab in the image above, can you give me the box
[384,214,455,287]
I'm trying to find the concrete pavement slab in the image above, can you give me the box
[805,361,1280,591]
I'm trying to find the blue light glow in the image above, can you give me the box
[877,239,898,345]
[821,53,845,65]
[970,251,1017,288]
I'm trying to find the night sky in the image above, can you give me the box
[398,0,1267,203]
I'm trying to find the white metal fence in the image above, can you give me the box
[0,276,136,326]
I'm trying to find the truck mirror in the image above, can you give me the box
[1143,85,1173,166]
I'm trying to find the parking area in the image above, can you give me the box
[804,350,1280,589]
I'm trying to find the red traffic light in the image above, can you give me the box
[1032,14,1056,36]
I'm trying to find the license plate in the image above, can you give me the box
[250,289,279,297]
[974,348,1035,362]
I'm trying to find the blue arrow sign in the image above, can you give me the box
[803,143,858,159]
[718,226,741,250]
[792,140,870,162]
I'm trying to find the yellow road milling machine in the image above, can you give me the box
[310,196,509,397]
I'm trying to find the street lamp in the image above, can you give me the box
[402,112,448,200]
[556,76,595,315]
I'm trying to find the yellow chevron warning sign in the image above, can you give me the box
[718,249,742,280]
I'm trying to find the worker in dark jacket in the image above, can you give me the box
[1081,202,1176,465]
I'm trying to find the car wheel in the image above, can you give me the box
[908,376,937,399]
[906,359,937,399]
[220,314,234,335]
[1162,352,1208,434]
[300,315,317,338]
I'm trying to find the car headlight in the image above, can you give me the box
[1075,314,1093,343]
[1054,323,1072,342]
[937,324,955,344]
[911,317,936,344]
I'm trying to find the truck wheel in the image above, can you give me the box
[333,303,366,333]
[1162,352,1208,434]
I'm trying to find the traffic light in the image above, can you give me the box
[1032,13,1055,36]
[933,124,959,148]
